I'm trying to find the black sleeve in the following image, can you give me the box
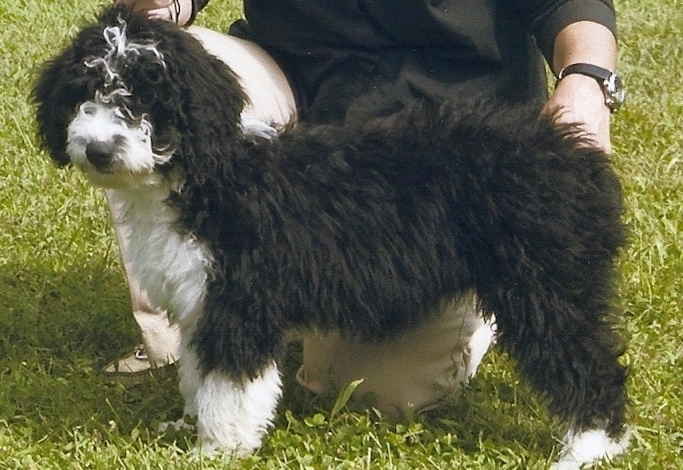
[195,0,211,13]
[513,0,617,62]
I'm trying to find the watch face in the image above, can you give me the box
[557,64,626,112]
[606,74,626,111]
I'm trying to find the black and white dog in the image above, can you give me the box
[33,6,630,467]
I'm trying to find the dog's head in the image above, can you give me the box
[33,5,247,188]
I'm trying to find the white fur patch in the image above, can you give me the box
[176,335,207,423]
[195,363,282,456]
[461,314,496,380]
[85,19,163,91]
[551,427,632,470]
[241,117,278,139]
[107,186,212,327]
[158,418,196,433]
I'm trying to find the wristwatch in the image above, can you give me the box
[557,63,626,113]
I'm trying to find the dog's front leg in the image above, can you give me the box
[175,326,282,456]
[192,358,282,456]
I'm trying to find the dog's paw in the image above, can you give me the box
[196,428,262,458]
[183,445,241,464]
[551,427,632,470]
[158,417,197,433]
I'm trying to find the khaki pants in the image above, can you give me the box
[109,26,494,418]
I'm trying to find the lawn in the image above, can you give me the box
[1,0,681,468]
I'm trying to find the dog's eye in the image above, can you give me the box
[138,90,155,106]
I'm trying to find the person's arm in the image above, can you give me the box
[513,1,619,152]
[544,21,618,152]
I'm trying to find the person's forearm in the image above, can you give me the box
[552,20,617,74]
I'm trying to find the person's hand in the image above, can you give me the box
[116,0,194,26]
[543,73,612,154]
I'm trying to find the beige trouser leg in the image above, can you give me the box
[188,26,297,127]
[296,293,495,420]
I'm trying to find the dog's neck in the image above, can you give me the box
[106,183,176,228]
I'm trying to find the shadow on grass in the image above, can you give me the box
[0,257,559,463]
[0,258,132,360]
[0,258,185,443]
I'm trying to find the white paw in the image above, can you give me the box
[194,363,282,457]
[158,417,196,433]
[551,427,632,470]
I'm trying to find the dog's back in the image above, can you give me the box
[191,100,623,339]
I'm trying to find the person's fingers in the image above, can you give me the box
[544,74,612,154]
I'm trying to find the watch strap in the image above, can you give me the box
[557,63,624,113]
[557,63,613,82]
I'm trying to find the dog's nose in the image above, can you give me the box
[85,140,115,169]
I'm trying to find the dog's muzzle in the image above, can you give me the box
[85,136,124,170]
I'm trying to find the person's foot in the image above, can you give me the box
[103,344,176,385]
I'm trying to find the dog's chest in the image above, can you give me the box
[110,188,212,325]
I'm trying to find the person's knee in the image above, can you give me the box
[187,26,296,126]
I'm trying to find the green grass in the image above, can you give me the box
[1,0,681,468]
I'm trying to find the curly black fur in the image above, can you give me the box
[186,101,628,433]
[34,5,628,441]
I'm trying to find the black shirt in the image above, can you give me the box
[198,0,617,123]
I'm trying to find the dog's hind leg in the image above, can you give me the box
[467,192,629,464]
[457,120,631,466]
[476,268,629,467]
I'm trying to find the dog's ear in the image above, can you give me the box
[140,22,250,187]
[151,24,249,144]
[33,48,87,166]
[32,18,111,166]
[144,25,255,241]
